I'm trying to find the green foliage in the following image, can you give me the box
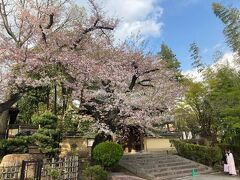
[189,42,204,72]
[17,87,50,124]
[91,132,113,155]
[47,168,61,180]
[32,111,58,129]
[183,80,215,139]
[212,3,240,55]
[158,43,181,70]
[32,112,60,156]
[170,140,222,166]
[32,128,60,156]
[172,104,200,136]
[62,109,79,132]
[82,165,108,180]
[205,67,240,145]
[92,141,123,168]
[158,43,182,81]
[0,136,32,157]
[63,109,95,136]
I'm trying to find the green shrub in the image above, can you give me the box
[31,112,60,156]
[0,136,32,157]
[47,168,60,180]
[82,165,108,180]
[92,141,123,168]
[170,139,222,166]
[91,132,113,153]
[32,129,60,156]
[32,112,58,129]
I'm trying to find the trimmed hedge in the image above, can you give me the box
[92,141,123,168]
[170,139,222,166]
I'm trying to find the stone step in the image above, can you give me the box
[121,157,183,163]
[123,158,187,163]
[153,166,209,177]
[155,169,213,180]
[122,160,196,169]
[121,157,187,164]
[146,163,206,173]
[121,160,186,166]
[119,154,214,180]
[122,155,179,160]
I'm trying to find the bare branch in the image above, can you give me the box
[73,23,114,48]
[0,0,18,43]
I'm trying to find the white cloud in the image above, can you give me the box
[183,52,239,82]
[114,19,163,42]
[77,0,164,41]
[212,52,240,70]
[182,68,203,82]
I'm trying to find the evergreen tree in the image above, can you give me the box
[158,43,181,71]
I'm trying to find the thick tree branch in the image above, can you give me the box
[128,67,159,91]
[139,79,151,83]
[138,82,154,87]
[46,13,54,29]
[39,25,47,43]
[128,75,138,91]
[0,92,24,113]
[39,13,54,44]
[142,68,160,75]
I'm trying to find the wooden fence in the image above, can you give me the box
[0,156,86,180]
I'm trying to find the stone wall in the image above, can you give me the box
[144,137,176,152]
[59,136,93,158]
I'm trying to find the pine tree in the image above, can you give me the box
[158,43,181,71]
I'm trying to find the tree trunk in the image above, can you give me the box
[61,83,66,115]
[54,83,57,115]
[0,92,23,113]
[0,110,10,138]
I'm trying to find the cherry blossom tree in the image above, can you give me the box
[0,0,184,137]
[0,0,117,111]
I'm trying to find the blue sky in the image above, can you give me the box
[148,0,239,71]
[78,0,239,71]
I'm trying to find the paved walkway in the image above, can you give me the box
[179,174,240,180]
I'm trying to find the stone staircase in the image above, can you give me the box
[119,153,214,180]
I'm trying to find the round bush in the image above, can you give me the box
[92,141,123,168]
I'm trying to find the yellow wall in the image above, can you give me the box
[60,136,92,158]
[144,137,175,152]
[8,129,19,138]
